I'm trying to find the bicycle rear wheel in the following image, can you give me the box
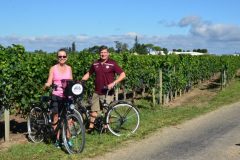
[27,106,47,143]
[106,103,140,136]
[62,112,85,154]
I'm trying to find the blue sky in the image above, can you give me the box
[1,0,240,54]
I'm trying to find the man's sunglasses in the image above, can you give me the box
[58,56,67,59]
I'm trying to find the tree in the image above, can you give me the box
[87,45,101,54]
[192,48,208,53]
[162,48,168,55]
[108,47,115,53]
[115,41,121,53]
[136,44,148,54]
[145,43,154,54]
[122,43,128,52]
[153,46,161,51]
[0,44,4,51]
[33,49,47,54]
[114,41,128,53]
[130,36,148,54]
[68,47,72,52]
[72,42,76,52]
[202,49,208,53]
[132,36,139,53]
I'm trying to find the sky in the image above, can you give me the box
[1,0,240,54]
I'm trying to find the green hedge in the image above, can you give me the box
[1,44,240,114]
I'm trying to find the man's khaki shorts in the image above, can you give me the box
[91,93,114,112]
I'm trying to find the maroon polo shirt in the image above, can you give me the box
[89,58,124,95]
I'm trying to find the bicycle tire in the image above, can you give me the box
[74,101,89,125]
[27,106,47,143]
[106,103,140,136]
[62,112,85,154]
[73,108,83,122]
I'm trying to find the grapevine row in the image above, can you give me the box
[1,45,240,114]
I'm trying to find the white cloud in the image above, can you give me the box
[125,32,139,38]
[178,16,240,41]
[178,16,203,27]
[158,20,177,27]
[1,17,240,54]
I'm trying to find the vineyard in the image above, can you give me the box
[1,44,240,115]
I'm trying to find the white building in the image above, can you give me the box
[149,51,206,56]
[168,51,205,56]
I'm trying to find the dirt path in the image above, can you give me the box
[84,102,240,160]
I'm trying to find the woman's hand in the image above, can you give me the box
[43,83,50,90]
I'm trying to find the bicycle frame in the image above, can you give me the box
[76,89,116,132]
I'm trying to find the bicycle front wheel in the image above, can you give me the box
[27,106,47,143]
[62,112,85,154]
[106,103,140,136]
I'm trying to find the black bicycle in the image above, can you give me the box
[76,87,140,136]
[27,80,85,154]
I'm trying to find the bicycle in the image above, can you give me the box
[27,80,85,154]
[76,87,140,136]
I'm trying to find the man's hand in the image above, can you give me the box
[108,82,116,89]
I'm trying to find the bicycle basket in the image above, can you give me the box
[62,80,83,97]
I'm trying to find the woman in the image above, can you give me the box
[44,48,73,148]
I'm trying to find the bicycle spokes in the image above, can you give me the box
[107,103,140,136]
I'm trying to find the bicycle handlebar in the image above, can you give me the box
[44,80,86,100]
[103,86,115,97]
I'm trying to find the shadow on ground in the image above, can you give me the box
[0,120,27,139]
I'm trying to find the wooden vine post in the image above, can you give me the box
[152,87,156,106]
[159,68,163,105]
[221,69,227,90]
[221,65,227,90]
[4,107,10,142]
[115,87,119,101]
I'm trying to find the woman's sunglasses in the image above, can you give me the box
[58,56,67,59]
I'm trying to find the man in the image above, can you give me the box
[81,45,126,132]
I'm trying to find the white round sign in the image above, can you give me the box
[71,84,83,95]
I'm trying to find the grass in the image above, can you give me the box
[1,79,240,160]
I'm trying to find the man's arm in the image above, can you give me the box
[82,72,90,81]
[114,72,126,84]
[108,72,126,89]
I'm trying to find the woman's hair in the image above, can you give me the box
[57,48,68,56]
